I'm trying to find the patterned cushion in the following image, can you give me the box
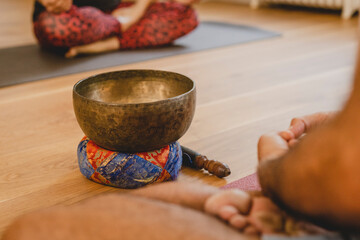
[77,137,182,189]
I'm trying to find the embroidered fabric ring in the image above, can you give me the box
[77,137,182,189]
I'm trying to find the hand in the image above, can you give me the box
[257,112,336,163]
[38,0,73,14]
[112,0,153,31]
[279,112,336,147]
[112,7,134,21]
[257,133,289,163]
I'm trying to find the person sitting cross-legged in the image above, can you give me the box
[33,0,199,57]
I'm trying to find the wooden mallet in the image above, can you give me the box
[181,146,231,178]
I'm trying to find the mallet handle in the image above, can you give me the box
[181,145,231,178]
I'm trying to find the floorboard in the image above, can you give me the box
[0,0,357,235]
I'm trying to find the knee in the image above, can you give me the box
[33,6,121,49]
[157,3,199,36]
[183,7,199,33]
[165,3,199,34]
[169,5,199,41]
[33,10,73,48]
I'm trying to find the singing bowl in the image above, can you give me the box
[73,70,196,152]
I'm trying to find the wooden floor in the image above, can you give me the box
[0,0,358,236]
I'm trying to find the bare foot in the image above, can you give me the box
[64,37,120,58]
[65,47,78,58]
[204,190,326,236]
[205,189,252,231]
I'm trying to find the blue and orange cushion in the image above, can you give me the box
[77,137,182,189]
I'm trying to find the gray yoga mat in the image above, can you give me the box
[0,21,280,88]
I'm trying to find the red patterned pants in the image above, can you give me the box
[33,2,198,50]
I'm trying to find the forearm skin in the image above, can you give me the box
[257,130,360,231]
[131,181,220,211]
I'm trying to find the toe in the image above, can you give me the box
[288,139,298,147]
[65,48,77,58]
[229,214,248,229]
[243,225,260,235]
[218,205,238,220]
[279,130,295,141]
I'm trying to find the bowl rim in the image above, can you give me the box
[73,69,196,106]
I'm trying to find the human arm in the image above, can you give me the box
[258,113,360,231]
[279,112,337,146]
[112,0,199,32]
[132,113,335,234]
[131,181,221,211]
[112,0,154,32]
[37,0,72,13]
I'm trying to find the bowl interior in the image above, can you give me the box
[75,71,194,104]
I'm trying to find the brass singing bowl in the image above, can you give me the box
[73,70,196,152]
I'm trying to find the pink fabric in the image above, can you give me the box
[221,173,261,191]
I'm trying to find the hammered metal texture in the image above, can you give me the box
[73,70,196,152]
